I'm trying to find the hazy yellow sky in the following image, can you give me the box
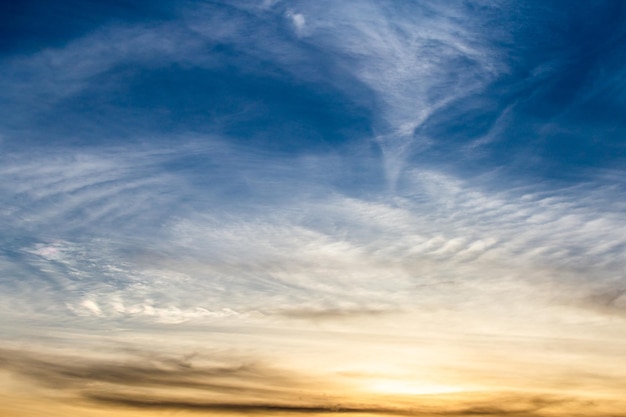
[2,299,626,416]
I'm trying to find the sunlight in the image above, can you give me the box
[366,379,465,396]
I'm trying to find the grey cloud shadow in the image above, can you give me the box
[271,306,399,321]
[86,394,409,415]
[562,289,626,323]
[0,348,619,417]
[84,392,591,417]
[0,347,303,397]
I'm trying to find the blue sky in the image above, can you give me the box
[2,1,625,180]
[1,1,626,416]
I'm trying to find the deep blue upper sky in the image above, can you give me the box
[1,0,624,189]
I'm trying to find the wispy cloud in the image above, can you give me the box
[282,1,507,187]
[1,1,508,185]
[1,140,624,336]
[0,146,193,237]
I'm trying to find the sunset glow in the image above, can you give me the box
[1,1,626,416]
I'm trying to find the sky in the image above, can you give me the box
[1,1,626,416]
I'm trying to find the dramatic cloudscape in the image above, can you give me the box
[1,1,626,416]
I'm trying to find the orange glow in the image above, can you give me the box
[365,379,466,395]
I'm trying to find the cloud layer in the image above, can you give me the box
[2,347,625,417]
[1,1,625,416]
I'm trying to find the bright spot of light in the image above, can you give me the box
[367,379,464,396]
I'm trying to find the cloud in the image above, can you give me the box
[85,395,394,415]
[0,147,192,237]
[3,1,624,184]
[286,10,306,35]
[282,1,507,186]
[0,1,510,184]
[1,1,374,150]
[2,347,620,417]
[1,3,626,415]
[0,349,624,417]
[0,347,304,393]
[0,21,204,118]
[1,139,625,330]
[272,306,397,321]
[0,347,357,414]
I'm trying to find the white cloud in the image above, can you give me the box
[0,146,200,237]
[0,1,511,193]
[261,0,281,9]
[285,10,306,35]
[0,23,206,115]
[1,140,625,409]
[1,137,624,334]
[278,1,508,188]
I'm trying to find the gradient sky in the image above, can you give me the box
[2,1,626,416]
